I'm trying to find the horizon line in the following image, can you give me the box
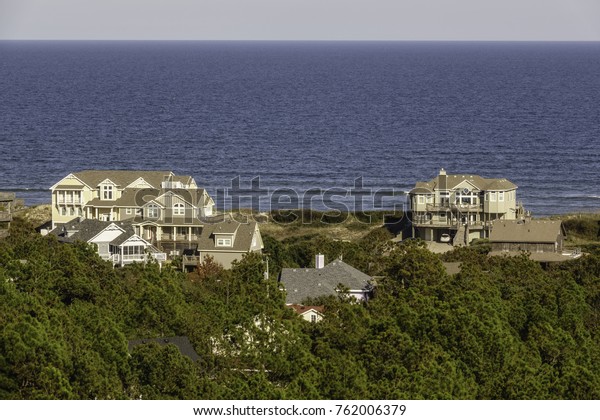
[2,39,600,43]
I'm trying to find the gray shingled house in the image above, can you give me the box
[279,256,374,305]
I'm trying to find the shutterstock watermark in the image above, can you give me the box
[130,176,409,225]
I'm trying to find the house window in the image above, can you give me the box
[173,203,185,216]
[216,238,232,247]
[123,245,144,256]
[147,204,159,218]
[490,192,497,202]
[418,195,424,204]
[311,314,317,323]
[126,208,132,215]
[77,207,82,216]
[499,191,504,202]
[426,194,433,204]
[102,184,113,200]
[61,207,66,216]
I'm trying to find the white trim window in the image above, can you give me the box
[173,203,185,216]
[216,238,232,247]
[147,204,159,218]
[498,191,505,202]
[126,208,132,215]
[102,184,114,200]
[418,195,425,204]
[490,192,497,202]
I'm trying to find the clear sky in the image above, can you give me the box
[1,0,599,41]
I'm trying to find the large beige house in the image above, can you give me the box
[50,170,264,266]
[51,170,216,254]
[51,170,214,228]
[408,169,521,245]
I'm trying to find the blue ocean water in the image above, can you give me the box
[0,41,599,215]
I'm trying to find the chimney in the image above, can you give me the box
[315,254,325,269]
[439,168,447,191]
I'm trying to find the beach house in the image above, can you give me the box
[408,169,521,245]
[50,170,215,255]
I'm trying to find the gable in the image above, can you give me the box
[50,173,89,190]
[88,223,126,244]
[153,191,195,208]
[125,177,154,189]
[452,179,481,193]
[119,234,152,247]
[97,178,119,187]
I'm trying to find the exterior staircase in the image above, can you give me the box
[453,223,469,247]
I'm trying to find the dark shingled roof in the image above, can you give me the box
[490,219,564,244]
[280,259,372,305]
[49,218,138,246]
[128,336,200,362]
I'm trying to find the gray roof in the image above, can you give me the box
[49,218,138,246]
[197,219,260,252]
[411,172,517,193]
[489,219,564,244]
[280,259,372,305]
[128,336,200,362]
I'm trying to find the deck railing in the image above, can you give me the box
[183,255,201,266]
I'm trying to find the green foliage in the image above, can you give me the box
[2,222,600,399]
[563,217,600,240]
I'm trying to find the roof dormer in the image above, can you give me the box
[98,179,118,201]
[214,233,234,247]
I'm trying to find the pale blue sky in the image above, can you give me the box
[1,0,599,41]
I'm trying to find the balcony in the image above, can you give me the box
[183,255,201,266]
[412,217,492,229]
[426,203,482,212]
[159,233,199,242]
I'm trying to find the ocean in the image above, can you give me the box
[0,41,599,215]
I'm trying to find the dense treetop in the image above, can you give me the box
[1,216,600,399]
